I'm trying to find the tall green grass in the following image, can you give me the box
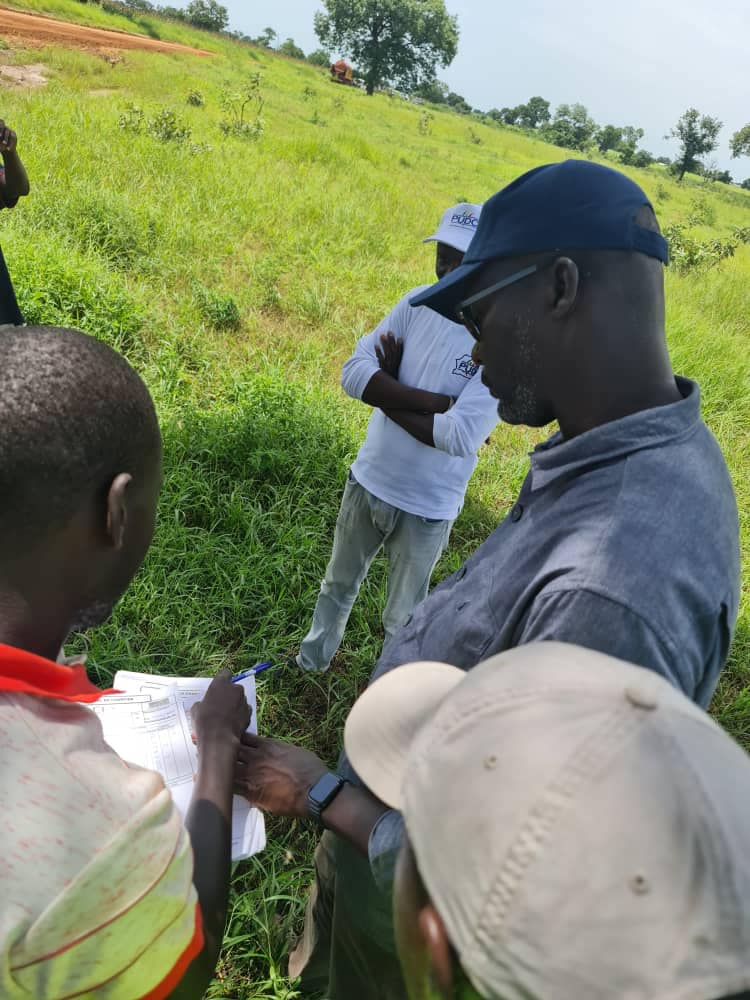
[0,5,749,994]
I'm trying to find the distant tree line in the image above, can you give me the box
[408,87,749,186]
[78,0,230,32]
[85,0,750,188]
[234,26,325,66]
[306,0,750,187]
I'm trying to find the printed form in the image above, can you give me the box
[91,671,266,861]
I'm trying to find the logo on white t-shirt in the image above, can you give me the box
[453,354,479,379]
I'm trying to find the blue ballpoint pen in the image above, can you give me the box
[231,661,272,682]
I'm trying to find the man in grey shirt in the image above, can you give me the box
[236,161,740,998]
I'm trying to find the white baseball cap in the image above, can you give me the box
[344,643,750,1000]
[422,202,482,253]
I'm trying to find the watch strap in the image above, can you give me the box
[308,773,347,825]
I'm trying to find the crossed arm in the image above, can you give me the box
[361,332,453,448]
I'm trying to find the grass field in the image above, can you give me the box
[1,5,749,995]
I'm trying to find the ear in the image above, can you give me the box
[549,256,580,318]
[105,473,133,551]
[418,903,455,998]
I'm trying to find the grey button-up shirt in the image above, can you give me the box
[354,376,740,896]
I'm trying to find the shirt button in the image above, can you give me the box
[456,566,467,580]
[624,684,658,710]
[457,601,468,612]
[403,613,413,627]
[510,503,524,523]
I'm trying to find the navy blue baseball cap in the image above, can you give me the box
[411,160,669,320]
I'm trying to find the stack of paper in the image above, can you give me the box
[90,670,266,861]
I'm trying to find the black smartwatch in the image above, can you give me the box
[308,772,347,825]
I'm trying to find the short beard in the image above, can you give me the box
[496,315,552,426]
[69,600,114,633]
[497,385,553,427]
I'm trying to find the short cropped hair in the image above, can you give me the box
[0,326,160,551]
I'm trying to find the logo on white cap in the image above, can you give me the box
[450,208,479,229]
[423,202,483,253]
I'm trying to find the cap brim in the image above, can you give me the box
[344,661,464,809]
[410,260,484,321]
[421,234,474,254]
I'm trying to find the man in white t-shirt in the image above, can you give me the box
[296,204,498,673]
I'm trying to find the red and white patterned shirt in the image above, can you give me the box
[0,644,203,999]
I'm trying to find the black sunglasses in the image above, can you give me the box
[456,256,562,339]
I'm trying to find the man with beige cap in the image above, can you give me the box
[239,643,750,1000]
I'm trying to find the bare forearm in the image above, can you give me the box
[362,371,450,414]
[382,407,436,447]
[1,151,29,205]
[321,783,389,855]
[174,739,237,997]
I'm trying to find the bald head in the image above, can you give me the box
[0,326,160,554]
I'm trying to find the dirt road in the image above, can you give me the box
[0,6,213,56]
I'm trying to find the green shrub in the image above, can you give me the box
[147,107,192,143]
[118,102,145,133]
[194,284,242,330]
[219,74,265,141]
[418,112,434,135]
[186,89,205,107]
[118,104,195,145]
[687,196,717,227]
[664,222,735,272]
[218,118,264,140]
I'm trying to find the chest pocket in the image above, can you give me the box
[419,559,497,669]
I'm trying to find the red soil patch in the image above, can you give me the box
[0,7,213,56]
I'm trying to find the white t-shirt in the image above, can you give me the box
[342,287,499,520]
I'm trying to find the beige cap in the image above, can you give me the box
[344,642,750,1000]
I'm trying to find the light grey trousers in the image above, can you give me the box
[297,472,453,673]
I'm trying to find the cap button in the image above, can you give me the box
[624,684,658,710]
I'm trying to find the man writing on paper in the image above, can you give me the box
[236,162,740,998]
[0,325,248,999]
[294,202,498,674]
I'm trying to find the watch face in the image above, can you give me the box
[311,772,342,805]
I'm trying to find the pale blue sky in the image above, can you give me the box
[219,0,749,176]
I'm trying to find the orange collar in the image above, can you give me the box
[0,643,116,703]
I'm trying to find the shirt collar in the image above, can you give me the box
[529,377,701,492]
[0,643,116,703]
